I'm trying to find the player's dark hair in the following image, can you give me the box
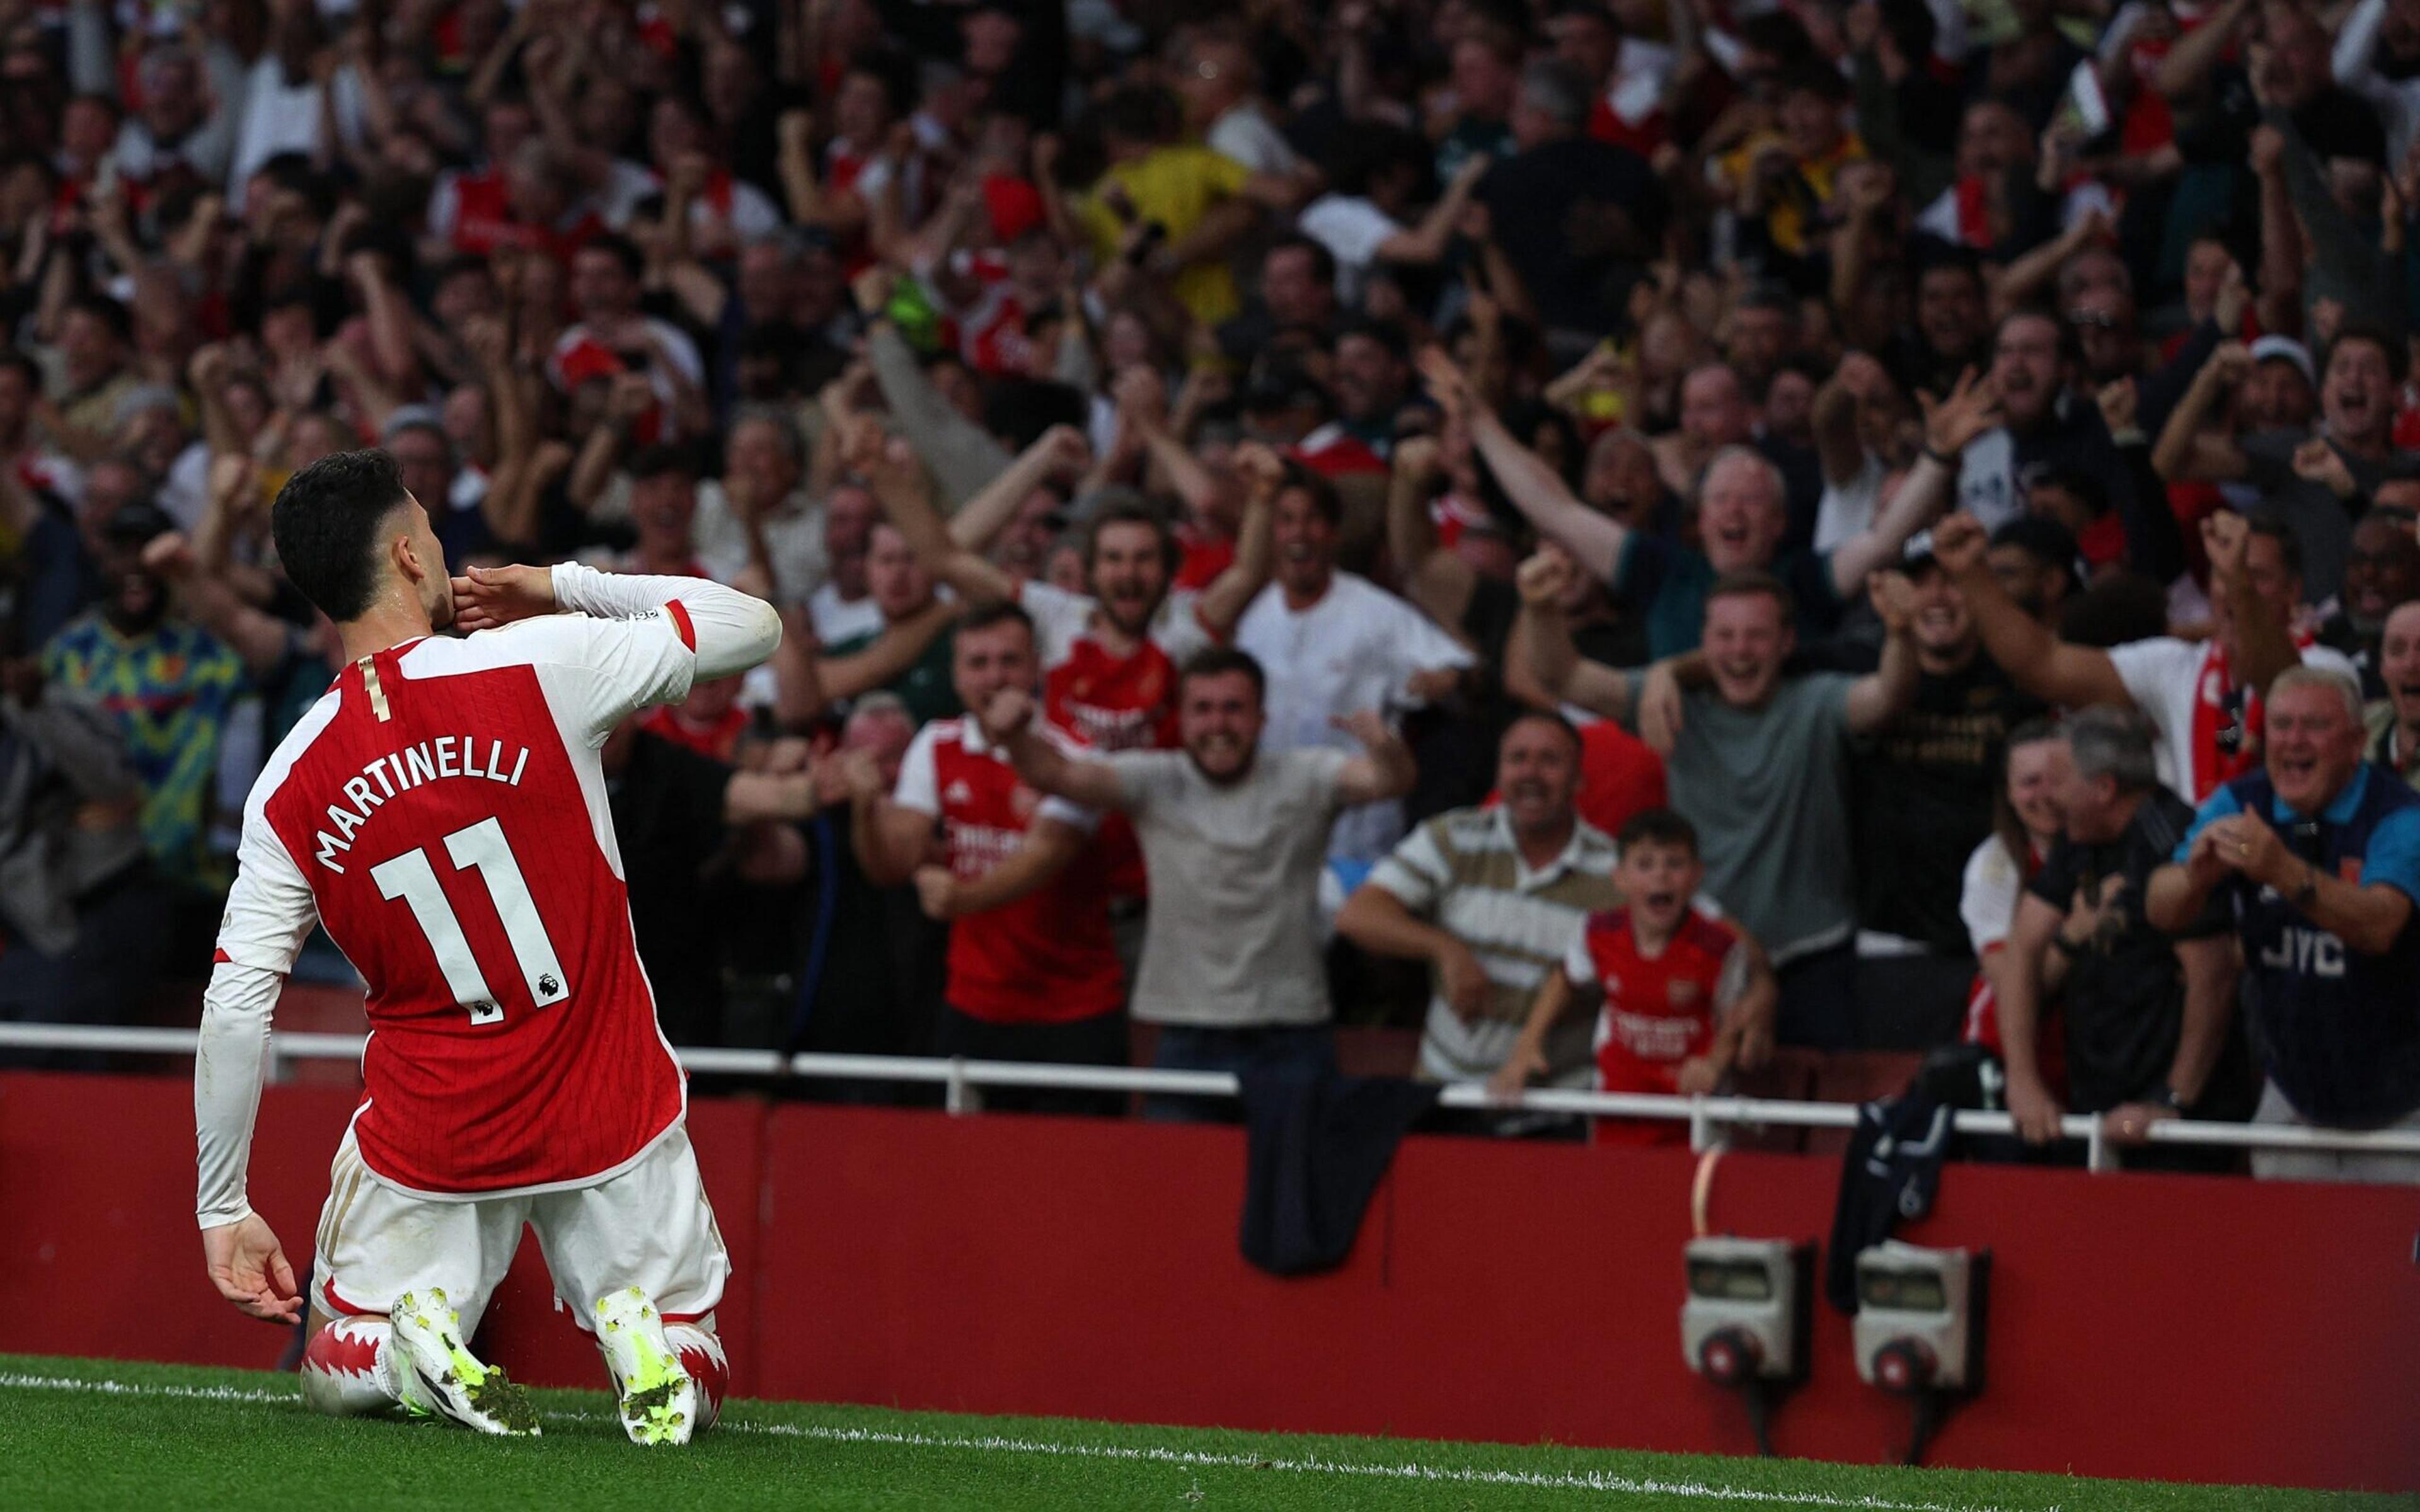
[1178,645,1265,702]
[956,598,1035,640]
[272,449,413,623]
[1616,807,1698,857]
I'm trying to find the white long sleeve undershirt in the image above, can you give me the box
[546,564,784,684]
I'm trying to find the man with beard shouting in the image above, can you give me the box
[854,418,1274,759]
[854,420,1274,971]
[982,646,1415,1118]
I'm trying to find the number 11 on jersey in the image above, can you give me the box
[371,816,570,1024]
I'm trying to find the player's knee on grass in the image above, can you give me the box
[300,1315,401,1416]
[664,1322,727,1430]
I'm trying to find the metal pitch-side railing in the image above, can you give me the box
[6,1022,2417,1174]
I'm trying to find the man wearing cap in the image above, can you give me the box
[2156,328,2418,605]
[1811,533,2046,1043]
[2242,335,2320,429]
[38,500,246,891]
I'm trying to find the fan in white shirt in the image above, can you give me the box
[1235,469,1473,864]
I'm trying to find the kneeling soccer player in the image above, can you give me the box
[195,452,778,1442]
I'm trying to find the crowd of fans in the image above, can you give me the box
[3,0,2418,1177]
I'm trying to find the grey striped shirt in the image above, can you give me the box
[1366,807,1626,1086]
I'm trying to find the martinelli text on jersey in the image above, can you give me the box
[313,736,534,873]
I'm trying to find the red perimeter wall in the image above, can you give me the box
[2,1071,2414,1492]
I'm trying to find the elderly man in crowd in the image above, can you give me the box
[16,0,2420,1172]
[1453,350,1998,659]
[2151,668,2420,1183]
[1998,707,2256,1168]
[982,646,1414,1118]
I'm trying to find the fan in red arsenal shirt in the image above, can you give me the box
[852,418,1279,896]
[850,598,1132,1111]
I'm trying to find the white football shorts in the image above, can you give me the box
[311,1122,729,1334]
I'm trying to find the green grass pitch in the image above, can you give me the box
[0,1353,2402,1511]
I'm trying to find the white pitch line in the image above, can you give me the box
[0,1370,2032,1512]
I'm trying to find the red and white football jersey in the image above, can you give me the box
[892,716,1122,1025]
[1022,580,1214,896]
[1564,907,1748,1140]
[216,605,705,1197]
[1021,578,1213,753]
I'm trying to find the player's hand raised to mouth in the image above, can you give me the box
[451,564,560,633]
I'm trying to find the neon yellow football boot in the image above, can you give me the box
[594,1287,697,1446]
[388,1288,540,1436]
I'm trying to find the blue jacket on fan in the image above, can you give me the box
[2180,763,2420,1128]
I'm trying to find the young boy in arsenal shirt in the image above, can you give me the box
[195,451,781,1444]
[1490,810,1775,1143]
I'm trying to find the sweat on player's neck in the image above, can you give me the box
[337,539,450,664]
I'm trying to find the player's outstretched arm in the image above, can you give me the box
[197,808,318,1322]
